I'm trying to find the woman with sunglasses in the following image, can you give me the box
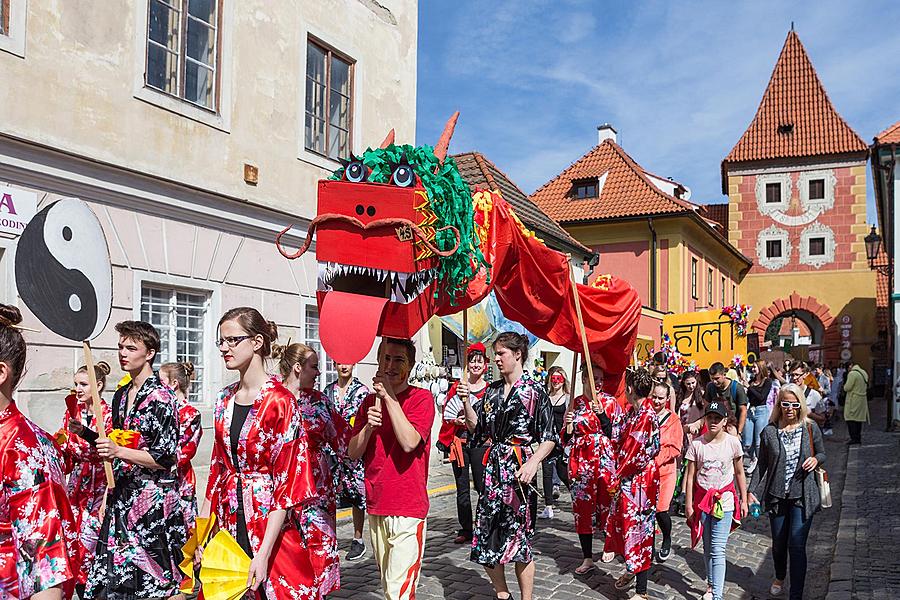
[199,307,317,599]
[748,384,827,600]
[539,366,571,519]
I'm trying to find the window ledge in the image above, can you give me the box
[0,0,27,58]
[134,86,231,133]
[297,148,341,174]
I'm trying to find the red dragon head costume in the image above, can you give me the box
[277,113,642,397]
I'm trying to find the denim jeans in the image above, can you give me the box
[701,510,733,600]
[742,405,770,459]
[769,499,813,600]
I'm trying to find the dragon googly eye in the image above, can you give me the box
[344,159,368,183]
[390,163,416,188]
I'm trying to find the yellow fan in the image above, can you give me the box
[116,374,132,390]
[199,529,252,600]
[108,428,142,449]
[178,514,217,593]
[54,429,68,446]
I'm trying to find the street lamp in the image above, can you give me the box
[865,225,882,267]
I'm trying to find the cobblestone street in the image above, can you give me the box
[329,409,884,600]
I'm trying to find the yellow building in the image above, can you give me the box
[721,31,875,369]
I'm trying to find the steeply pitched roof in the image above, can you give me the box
[874,120,900,145]
[529,140,751,268]
[529,140,694,222]
[722,30,866,187]
[453,152,592,258]
[698,203,729,233]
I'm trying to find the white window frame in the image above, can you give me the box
[297,24,363,173]
[0,236,16,305]
[756,225,791,271]
[798,169,837,214]
[799,222,835,269]
[0,0,26,58]
[132,0,234,132]
[133,272,221,406]
[755,172,792,216]
[303,301,337,388]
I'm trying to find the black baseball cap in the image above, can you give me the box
[705,401,728,418]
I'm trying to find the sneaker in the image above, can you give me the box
[552,485,560,500]
[614,572,635,590]
[746,456,758,474]
[600,551,615,563]
[769,580,784,596]
[656,546,671,562]
[824,428,834,436]
[453,533,472,544]
[346,539,366,561]
[626,594,648,600]
[538,506,554,519]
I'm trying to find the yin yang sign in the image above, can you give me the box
[15,198,112,341]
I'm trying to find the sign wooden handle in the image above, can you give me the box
[83,341,115,489]
[462,308,469,381]
[566,352,578,436]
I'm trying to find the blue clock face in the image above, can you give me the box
[15,198,112,341]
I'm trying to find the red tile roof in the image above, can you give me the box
[874,120,900,145]
[698,203,729,233]
[529,140,694,222]
[529,141,752,268]
[453,152,592,258]
[722,31,866,184]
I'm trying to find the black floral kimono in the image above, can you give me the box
[85,374,187,600]
[470,373,557,567]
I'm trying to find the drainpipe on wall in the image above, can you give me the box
[648,217,658,310]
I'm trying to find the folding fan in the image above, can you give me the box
[442,393,464,421]
[108,428,142,449]
[179,514,217,593]
[199,529,252,600]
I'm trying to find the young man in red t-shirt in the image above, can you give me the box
[348,337,435,599]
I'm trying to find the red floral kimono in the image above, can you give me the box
[294,388,348,598]
[564,394,614,535]
[205,378,317,599]
[603,397,660,574]
[57,394,112,587]
[0,403,78,599]
[176,399,202,531]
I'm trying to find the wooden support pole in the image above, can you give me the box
[567,256,597,408]
[462,308,469,381]
[82,341,115,488]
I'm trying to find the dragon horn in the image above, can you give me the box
[433,111,460,165]
[379,129,395,148]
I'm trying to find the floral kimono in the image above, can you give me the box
[470,373,558,567]
[322,378,369,510]
[57,394,112,587]
[85,374,186,600]
[564,394,614,535]
[205,378,317,599]
[294,388,348,598]
[176,399,202,532]
[0,403,78,599]
[603,397,661,574]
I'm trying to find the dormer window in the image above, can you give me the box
[574,180,598,199]
[777,123,794,135]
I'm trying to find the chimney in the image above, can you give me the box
[597,123,617,145]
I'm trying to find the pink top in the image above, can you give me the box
[686,434,743,511]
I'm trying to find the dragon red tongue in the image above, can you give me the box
[320,291,389,364]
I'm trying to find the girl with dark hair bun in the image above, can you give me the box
[58,360,113,596]
[160,361,203,545]
[462,332,558,600]
[604,366,661,600]
[199,308,318,598]
[0,304,79,599]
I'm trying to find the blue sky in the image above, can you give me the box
[416,1,900,222]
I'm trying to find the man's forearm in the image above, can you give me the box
[737,406,747,432]
[384,398,422,452]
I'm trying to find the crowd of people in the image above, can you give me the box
[0,299,871,600]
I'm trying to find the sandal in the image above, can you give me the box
[574,562,595,575]
[600,551,615,563]
[614,572,635,590]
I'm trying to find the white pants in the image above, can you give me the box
[368,514,427,600]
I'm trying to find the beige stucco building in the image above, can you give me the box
[0,0,418,458]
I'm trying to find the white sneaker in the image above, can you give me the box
[824,428,834,436]
[539,506,554,519]
[746,456,758,473]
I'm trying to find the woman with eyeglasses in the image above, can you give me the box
[539,366,571,519]
[198,307,317,599]
[748,384,827,600]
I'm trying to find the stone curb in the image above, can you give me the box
[825,443,858,600]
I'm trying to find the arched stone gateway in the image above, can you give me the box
[753,292,842,364]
